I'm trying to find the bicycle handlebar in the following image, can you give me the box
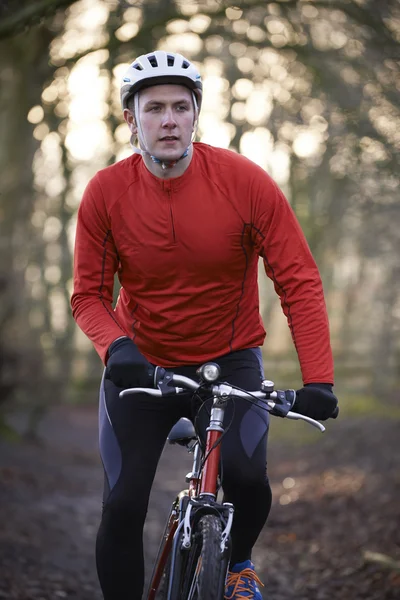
[119,372,327,433]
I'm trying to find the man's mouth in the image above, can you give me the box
[160,136,178,141]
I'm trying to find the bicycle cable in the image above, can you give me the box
[227,382,278,414]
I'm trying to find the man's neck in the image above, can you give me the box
[141,145,194,179]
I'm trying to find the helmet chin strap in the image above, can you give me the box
[149,148,190,170]
[130,92,199,171]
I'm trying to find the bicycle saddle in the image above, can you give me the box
[168,418,196,446]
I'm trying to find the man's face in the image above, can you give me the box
[127,84,196,161]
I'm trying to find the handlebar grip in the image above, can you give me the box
[331,406,339,419]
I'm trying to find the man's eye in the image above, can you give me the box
[177,105,188,111]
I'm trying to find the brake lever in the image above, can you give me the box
[157,370,185,396]
[267,389,296,417]
[286,411,326,432]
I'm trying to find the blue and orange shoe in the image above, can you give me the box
[224,560,264,599]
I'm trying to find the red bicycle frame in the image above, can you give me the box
[147,496,182,600]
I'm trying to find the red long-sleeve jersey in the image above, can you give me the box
[71,142,334,384]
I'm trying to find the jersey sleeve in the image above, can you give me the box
[71,175,128,363]
[250,172,334,385]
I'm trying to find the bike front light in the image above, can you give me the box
[197,362,221,383]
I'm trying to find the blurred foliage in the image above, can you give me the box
[0,0,399,431]
[0,0,76,39]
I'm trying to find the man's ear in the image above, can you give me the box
[123,108,137,136]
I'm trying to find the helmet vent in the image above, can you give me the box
[182,60,190,69]
[133,63,143,71]
[167,54,175,66]
[148,55,158,67]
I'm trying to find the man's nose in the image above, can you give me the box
[162,109,177,127]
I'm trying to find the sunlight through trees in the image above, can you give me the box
[1,0,399,414]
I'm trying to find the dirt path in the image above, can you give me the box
[0,406,399,599]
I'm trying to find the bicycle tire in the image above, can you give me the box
[178,514,227,600]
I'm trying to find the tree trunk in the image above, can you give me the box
[0,24,56,410]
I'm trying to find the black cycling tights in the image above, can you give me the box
[96,348,272,600]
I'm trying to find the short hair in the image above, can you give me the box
[126,95,135,115]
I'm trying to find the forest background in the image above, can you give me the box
[1,2,400,598]
[0,0,399,432]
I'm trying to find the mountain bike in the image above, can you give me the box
[120,362,329,600]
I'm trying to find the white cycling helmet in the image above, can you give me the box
[120,50,203,111]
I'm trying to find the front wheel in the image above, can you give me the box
[176,514,229,600]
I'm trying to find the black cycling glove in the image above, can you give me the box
[105,337,155,389]
[293,383,338,421]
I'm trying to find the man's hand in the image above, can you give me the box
[293,383,338,421]
[105,337,154,389]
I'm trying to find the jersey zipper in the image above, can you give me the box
[164,181,176,244]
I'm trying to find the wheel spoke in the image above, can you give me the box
[187,556,202,599]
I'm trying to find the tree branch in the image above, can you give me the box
[363,550,400,573]
[274,0,399,54]
[52,0,273,67]
[0,0,77,40]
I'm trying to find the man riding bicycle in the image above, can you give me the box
[71,50,338,600]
